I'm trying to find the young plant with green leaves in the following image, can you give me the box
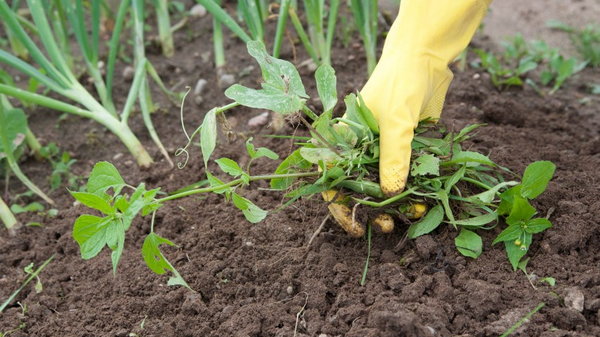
[473,34,586,93]
[548,20,600,68]
[0,0,177,168]
[71,42,557,285]
[349,0,378,75]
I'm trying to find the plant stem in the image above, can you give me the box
[352,188,417,207]
[0,196,18,232]
[272,0,291,58]
[297,114,341,156]
[153,0,174,57]
[212,0,225,68]
[157,171,319,202]
[25,127,42,160]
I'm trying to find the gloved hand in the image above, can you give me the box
[326,0,492,236]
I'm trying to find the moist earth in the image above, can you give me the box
[1,4,600,337]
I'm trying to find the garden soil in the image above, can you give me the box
[2,5,600,337]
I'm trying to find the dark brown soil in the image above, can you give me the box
[2,7,600,337]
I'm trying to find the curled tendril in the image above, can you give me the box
[175,125,202,169]
[175,87,193,169]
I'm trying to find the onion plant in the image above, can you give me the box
[289,0,340,66]
[0,0,177,168]
[151,0,175,57]
[349,0,378,75]
[195,0,291,63]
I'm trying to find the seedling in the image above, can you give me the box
[548,20,600,67]
[72,42,557,285]
[39,143,80,191]
[473,34,586,93]
[0,255,54,313]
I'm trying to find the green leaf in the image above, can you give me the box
[215,158,244,177]
[505,233,532,271]
[411,154,440,176]
[455,229,482,258]
[71,191,115,215]
[224,41,307,115]
[246,138,279,160]
[444,165,466,193]
[246,40,306,98]
[255,147,279,160]
[451,212,497,228]
[524,218,552,234]
[466,181,519,204]
[407,204,444,238]
[122,184,158,231]
[271,149,312,190]
[506,196,536,225]
[225,84,304,115]
[357,93,379,135]
[86,162,125,196]
[206,172,231,194]
[232,193,268,223]
[142,233,190,289]
[72,215,113,260]
[0,107,27,156]
[540,277,556,286]
[299,147,340,164]
[493,224,522,244]
[498,185,522,215]
[315,64,337,113]
[343,93,369,140]
[200,108,217,168]
[450,151,495,167]
[520,161,556,199]
[10,202,44,214]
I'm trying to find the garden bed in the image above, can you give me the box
[2,5,600,337]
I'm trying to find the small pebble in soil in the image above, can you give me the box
[190,4,207,17]
[194,78,208,96]
[218,73,235,88]
[564,287,585,312]
[286,285,294,295]
[122,66,135,81]
[247,112,270,128]
[113,152,124,161]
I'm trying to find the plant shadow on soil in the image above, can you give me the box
[2,7,600,337]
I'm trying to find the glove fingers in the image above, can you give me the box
[421,69,454,121]
[378,113,414,196]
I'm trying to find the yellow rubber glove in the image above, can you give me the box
[326,0,492,236]
[361,0,492,196]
